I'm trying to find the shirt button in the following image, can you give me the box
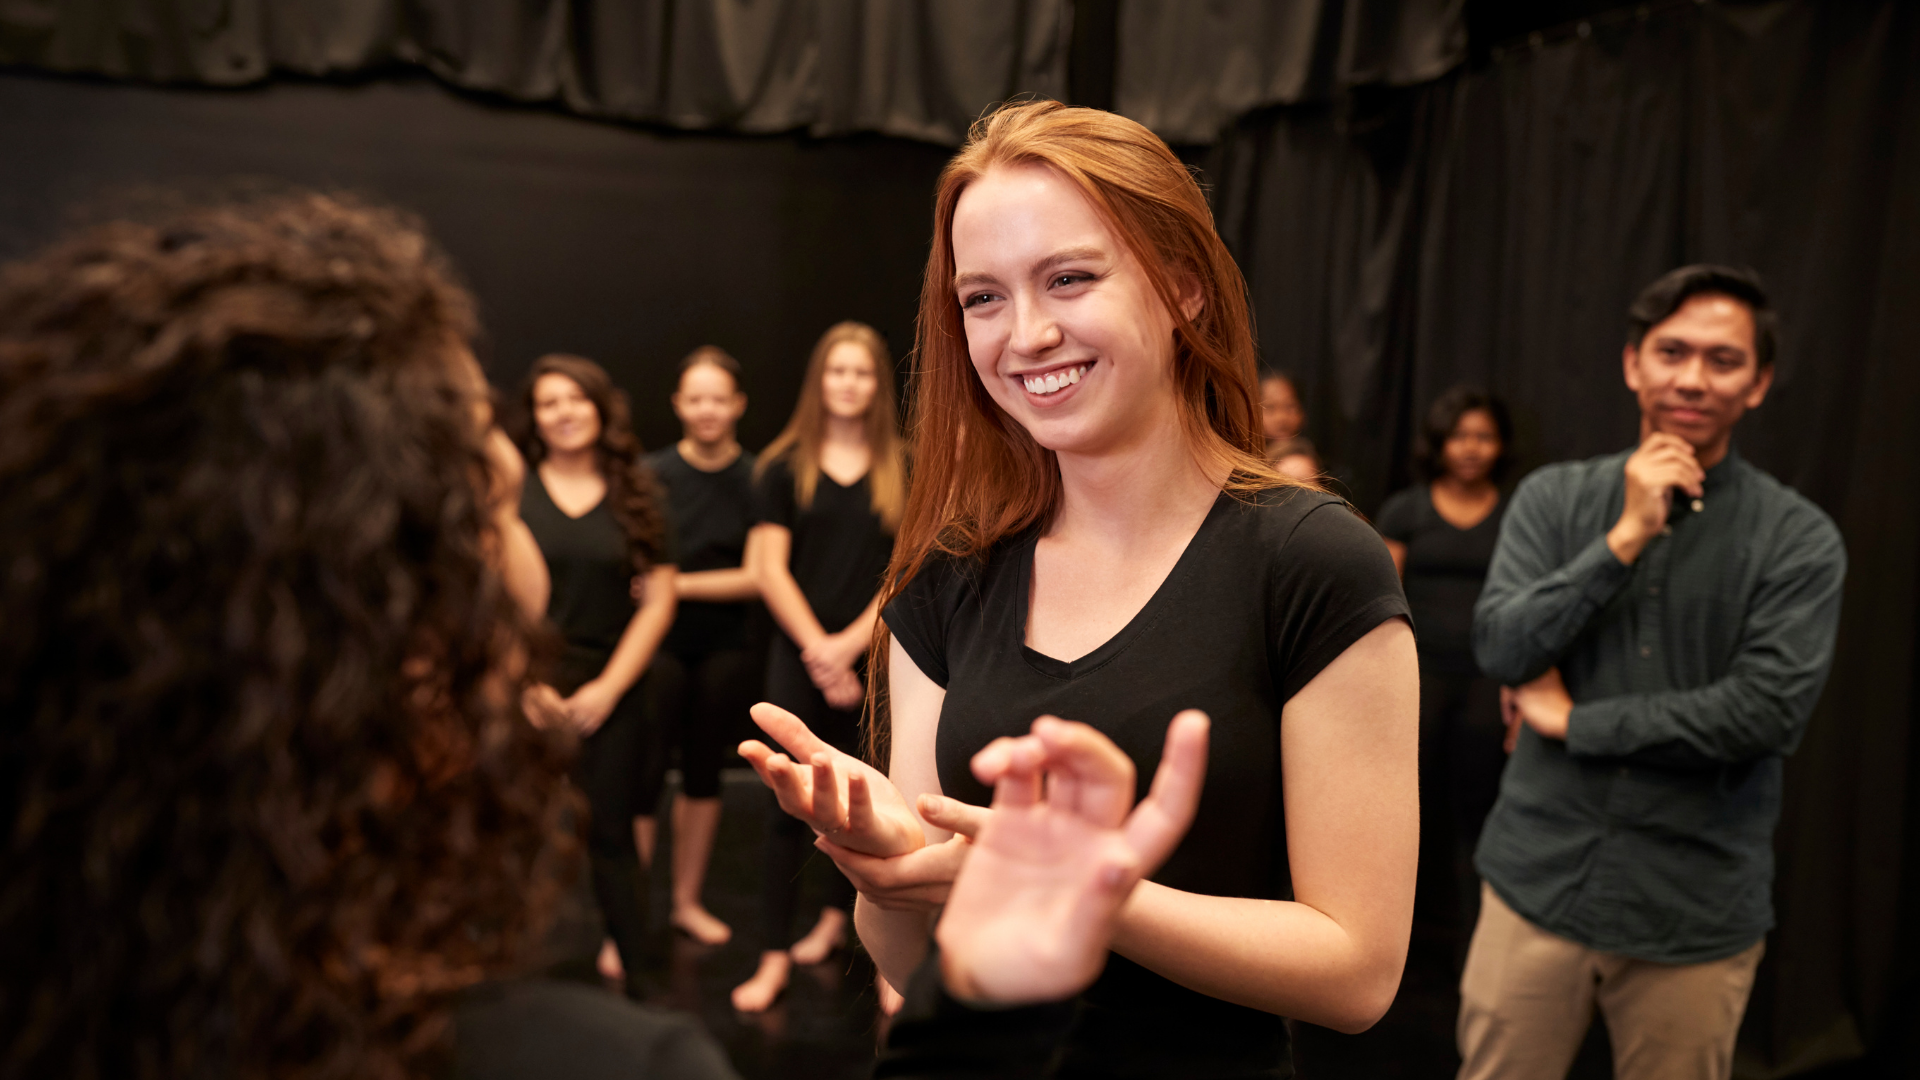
[1661,525,1673,536]
[1640,646,1652,658]
[1648,585,1661,596]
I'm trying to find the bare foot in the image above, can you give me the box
[596,937,624,982]
[671,903,733,946]
[732,950,792,1012]
[788,906,848,966]
[877,971,905,1017]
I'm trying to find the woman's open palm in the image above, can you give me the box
[936,711,1210,1006]
[739,702,926,857]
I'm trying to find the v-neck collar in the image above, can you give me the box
[1015,491,1232,681]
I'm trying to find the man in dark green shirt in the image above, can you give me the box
[1461,266,1845,1080]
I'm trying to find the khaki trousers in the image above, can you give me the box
[1457,883,1764,1080]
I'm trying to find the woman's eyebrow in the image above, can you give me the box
[954,247,1108,292]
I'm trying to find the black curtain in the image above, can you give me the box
[0,0,1069,144]
[0,70,952,451]
[1210,2,1920,1075]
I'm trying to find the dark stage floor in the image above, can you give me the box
[536,770,1639,1080]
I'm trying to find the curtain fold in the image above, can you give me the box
[1211,4,1918,1074]
[0,0,1070,144]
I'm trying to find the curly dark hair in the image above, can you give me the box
[1412,385,1515,483]
[515,353,669,575]
[0,194,578,1079]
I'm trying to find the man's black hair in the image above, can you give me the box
[1626,264,1776,368]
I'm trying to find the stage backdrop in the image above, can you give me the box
[0,71,952,451]
[1,2,1916,1077]
[1209,3,1920,1075]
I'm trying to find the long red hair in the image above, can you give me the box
[866,99,1312,759]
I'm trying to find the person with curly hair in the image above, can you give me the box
[515,353,679,992]
[0,192,590,1080]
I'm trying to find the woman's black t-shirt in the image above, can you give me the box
[521,468,676,683]
[882,488,1407,1079]
[752,456,894,634]
[646,445,757,655]
[1373,484,1503,675]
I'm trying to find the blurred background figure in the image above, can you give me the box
[517,353,679,994]
[1374,387,1513,969]
[1260,369,1305,451]
[735,321,905,1012]
[644,346,761,947]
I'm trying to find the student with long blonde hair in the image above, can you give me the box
[740,101,1419,1075]
[732,321,906,1012]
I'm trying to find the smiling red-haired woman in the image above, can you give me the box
[736,100,1420,1077]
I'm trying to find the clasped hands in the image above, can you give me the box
[800,630,867,710]
[521,679,621,735]
[739,701,1210,1005]
[1500,667,1573,752]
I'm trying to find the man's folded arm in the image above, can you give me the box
[1565,527,1845,770]
[1474,473,1634,685]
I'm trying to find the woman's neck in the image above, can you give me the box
[1431,472,1495,500]
[822,412,868,449]
[542,445,599,478]
[679,435,741,471]
[1051,409,1223,546]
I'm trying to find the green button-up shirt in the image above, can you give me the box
[1472,446,1844,963]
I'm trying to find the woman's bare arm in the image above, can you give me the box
[564,563,678,733]
[676,566,759,602]
[746,522,828,649]
[1107,618,1418,1033]
[1383,538,1408,578]
[854,638,952,989]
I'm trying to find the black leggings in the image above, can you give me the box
[759,635,860,948]
[1415,664,1506,962]
[647,646,757,800]
[559,651,659,990]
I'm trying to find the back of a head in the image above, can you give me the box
[0,195,572,1079]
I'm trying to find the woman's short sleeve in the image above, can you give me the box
[1373,486,1420,543]
[1271,501,1411,701]
[752,457,796,528]
[881,557,969,688]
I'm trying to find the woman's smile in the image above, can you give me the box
[1016,360,1096,404]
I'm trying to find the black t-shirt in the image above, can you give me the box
[752,456,894,635]
[1373,484,1504,674]
[520,469,675,659]
[882,488,1408,1077]
[646,444,758,655]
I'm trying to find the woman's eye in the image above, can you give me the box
[961,292,998,309]
[1051,273,1090,288]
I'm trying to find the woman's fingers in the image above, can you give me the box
[750,701,831,763]
[917,793,990,840]
[1030,717,1136,828]
[1123,710,1210,871]
[810,752,848,832]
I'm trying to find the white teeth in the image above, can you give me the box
[1022,364,1089,396]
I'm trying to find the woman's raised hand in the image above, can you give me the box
[935,710,1211,1006]
[738,702,926,858]
[816,793,988,912]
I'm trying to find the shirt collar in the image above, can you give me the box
[1704,445,1742,492]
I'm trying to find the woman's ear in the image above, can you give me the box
[1177,272,1205,322]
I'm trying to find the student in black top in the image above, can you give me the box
[643,346,761,946]
[1374,386,1513,964]
[738,101,1419,1078]
[517,353,679,994]
[730,320,907,1012]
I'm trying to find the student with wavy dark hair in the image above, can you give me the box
[0,193,586,1080]
[516,352,678,992]
[1375,386,1514,965]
